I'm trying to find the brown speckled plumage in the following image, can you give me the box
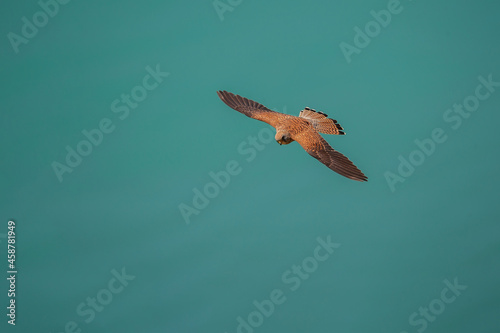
[217,90,367,182]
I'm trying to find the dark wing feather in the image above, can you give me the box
[294,130,367,181]
[217,90,282,127]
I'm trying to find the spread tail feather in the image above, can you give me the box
[299,107,345,135]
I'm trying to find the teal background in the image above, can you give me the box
[1,0,499,332]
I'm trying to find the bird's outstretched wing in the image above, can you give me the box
[294,129,367,181]
[217,90,285,127]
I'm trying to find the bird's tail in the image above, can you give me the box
[299,107,345,135]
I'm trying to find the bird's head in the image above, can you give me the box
[275,131,293,145]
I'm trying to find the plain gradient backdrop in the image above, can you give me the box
[1,0,499,332]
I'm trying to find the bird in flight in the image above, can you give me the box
[217,91,367,182]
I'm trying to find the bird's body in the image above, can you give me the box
[217,90,367,182]
[275,117,305,145]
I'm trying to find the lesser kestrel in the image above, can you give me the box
[217,91,367,182]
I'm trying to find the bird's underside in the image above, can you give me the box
[216,90,367,182]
